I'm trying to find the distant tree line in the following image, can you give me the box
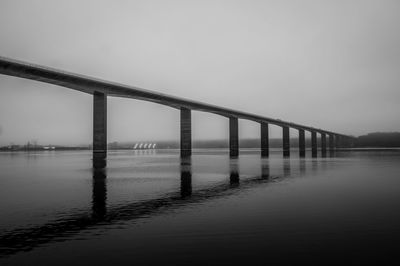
[354,132,400,147]
[154,132,400,149]
[2,132,399,151]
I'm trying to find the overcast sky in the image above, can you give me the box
[1,0,400,145]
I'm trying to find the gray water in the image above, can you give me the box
[1,149,400,265]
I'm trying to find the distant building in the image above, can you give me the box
[132,142,157,150]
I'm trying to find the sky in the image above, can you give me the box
[1,0,400,146]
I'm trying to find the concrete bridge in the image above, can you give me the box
[0,56,354,167]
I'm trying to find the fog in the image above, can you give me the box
[1,0,400,145]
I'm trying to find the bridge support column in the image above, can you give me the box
[93,91,107,169]
[329,134,334,152]
[335,135,341,149]
[298,129,305,157]
[282,126,290,157]
[229,117,239,158]
[260,122,269,157]
[321,133,327,157]
[180,107,192,158]
[311,131,317,158]
[343,137,349,148]
[349,138,355,148]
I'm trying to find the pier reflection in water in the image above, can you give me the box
[92,169,107,219]
[180,158,192,198]
[2,150,400,265]
[0,155,304,258]
[283,158,291,177]
[229,158,240,186]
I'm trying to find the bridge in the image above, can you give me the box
[0,56,354,168]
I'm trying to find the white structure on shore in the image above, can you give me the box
[133,142,157,150]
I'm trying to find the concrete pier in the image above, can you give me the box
[349,138,354,148]
[180,107,192,158]
[260,122,269,157]
[282,126,290,157]
[93,91,107,169]
[342,137,348,148]
[329,134,335,151]
[321,133,327,157]
[311,131,317,157]
[298,129,306,157]
[344,137,352,148]
[335,135,341,149]
[229,117,239,158]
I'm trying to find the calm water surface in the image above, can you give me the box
[1,149,400,265]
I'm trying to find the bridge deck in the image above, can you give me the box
[0,56,350,137]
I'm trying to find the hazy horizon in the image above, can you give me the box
[1,0,400,146]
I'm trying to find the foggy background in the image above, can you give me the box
[1,0,400,146]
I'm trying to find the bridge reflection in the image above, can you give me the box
[0,158,322,257]
[180,157,192,198]
[229,159,240,186]
[92,169,107,220]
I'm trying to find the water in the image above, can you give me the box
[1,149,400,265]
